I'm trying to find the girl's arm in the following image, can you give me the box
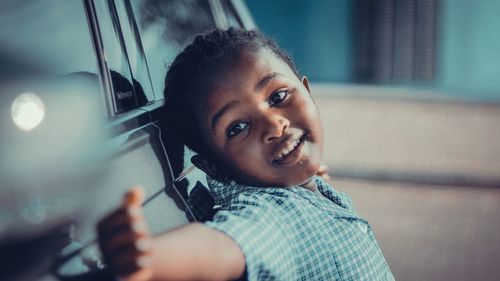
[98,188,245,281]
[150,223,245,281]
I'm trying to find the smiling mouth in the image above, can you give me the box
[273,133,307,164]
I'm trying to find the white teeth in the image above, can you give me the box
[275,139,301,161]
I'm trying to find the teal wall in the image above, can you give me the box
[246,0,352,82]
[437,0,500,98]
[247,0,500,99]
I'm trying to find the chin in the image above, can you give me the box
[230,159,322,188]
[283,166,320,187]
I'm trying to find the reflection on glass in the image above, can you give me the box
[115,0,155,104]
[94,0,138,113]
[130,0,216,98]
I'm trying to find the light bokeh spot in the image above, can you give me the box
[11,92,45,131]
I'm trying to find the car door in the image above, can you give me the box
[50,0,222,279]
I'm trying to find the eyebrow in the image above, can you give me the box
[210,73,280,131]
[211,100,238,131]
[254,72,279,92]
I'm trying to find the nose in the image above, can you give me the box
[261,112,290,143]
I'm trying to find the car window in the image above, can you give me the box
[129,0,216,99]
[0,1,98,79]
[93,0,144,113]
[114,0,156,104]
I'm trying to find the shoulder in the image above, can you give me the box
[315,176,355,211]
[204,189,298,280]
[216,187,293,220]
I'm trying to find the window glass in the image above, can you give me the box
[0,1,98,79]
[93,0,139,113]
[130,0,216,99]
[114,0,155,104]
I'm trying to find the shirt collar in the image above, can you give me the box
[206,175,330,206]
[315,176,331,194]
[206,176,259,206]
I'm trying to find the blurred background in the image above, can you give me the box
[247,0,500,280]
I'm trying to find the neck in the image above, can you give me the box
[300,177,318,192]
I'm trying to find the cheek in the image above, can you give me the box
[221,140,273,180]
[313,115,324,146]
[293,98,323,137]
[225,140,264,166]
[293,98,324,165]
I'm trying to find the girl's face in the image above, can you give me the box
[199,47,323,187]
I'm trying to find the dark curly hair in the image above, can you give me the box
[161,28,300,183]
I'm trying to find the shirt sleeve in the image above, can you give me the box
[204,194,297,281]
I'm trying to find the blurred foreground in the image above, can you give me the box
[315,84,500,281]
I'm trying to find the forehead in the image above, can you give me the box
[208,47,297,98]
[194,47,299,137]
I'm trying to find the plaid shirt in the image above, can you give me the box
[190,176,394,281]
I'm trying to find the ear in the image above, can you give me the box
[301,76,311,93]
[191,154,229,182]
[301,75,318,107]
[191,154,216,176]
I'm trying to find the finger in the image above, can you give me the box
[108,249,152,277]
[99,187,146,236]
[99,218,149,249]
[100,230,151,254]
[98,205,145,231]
[317,164,328,174]
[98,208,129,232]
[103,245,150,272]
[124,186,145,208]
[124,266,153,281]
[101,236,152,274]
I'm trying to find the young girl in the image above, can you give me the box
[98,28,394,281]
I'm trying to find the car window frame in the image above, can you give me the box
[84,0,256,129]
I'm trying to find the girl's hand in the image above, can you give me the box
[316,164,332,182]
[97,187,153,281]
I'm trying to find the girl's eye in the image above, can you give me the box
[227,122,248,138]
[268,90,289,106]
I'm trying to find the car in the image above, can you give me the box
[0,1,255,280]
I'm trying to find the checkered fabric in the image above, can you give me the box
[187,181,217,222]
[201,176,395,281]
